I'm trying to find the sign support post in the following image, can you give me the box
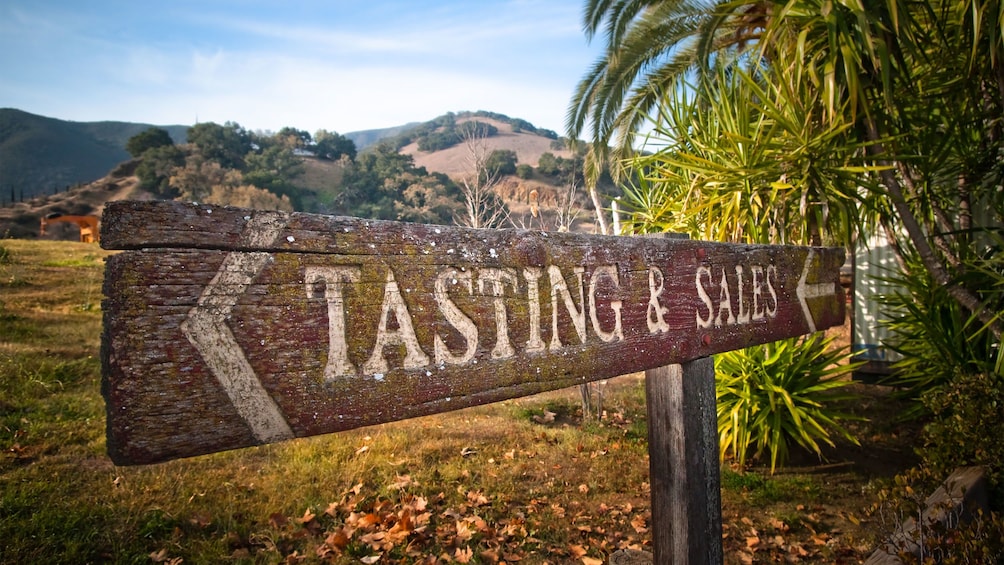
[646,359,722,564]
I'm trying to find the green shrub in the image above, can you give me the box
[917,371,1004,507]
[715,334,862,473]
[881,253,1000,412]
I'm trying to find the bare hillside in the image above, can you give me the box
[401,118,574,178]
[0,160,152,240]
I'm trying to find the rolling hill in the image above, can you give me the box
[0,108,188,202]
[0,109,586,240]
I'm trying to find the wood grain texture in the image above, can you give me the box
[101,200,845,465]
[646,360,722,565]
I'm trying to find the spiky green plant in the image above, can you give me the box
[880,240,1003,415]
[715,334,862,473]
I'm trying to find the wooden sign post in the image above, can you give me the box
[101,200,845,563]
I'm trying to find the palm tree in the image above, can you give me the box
[565,0,770,169]
[763,0,1004,339]
[570,0,1004,338]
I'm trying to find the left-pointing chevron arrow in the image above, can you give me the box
[795,249,840,333]
[180,212,295,443]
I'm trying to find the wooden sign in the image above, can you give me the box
[101,200,844,465]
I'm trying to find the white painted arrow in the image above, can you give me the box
[180,211,295,443]
[796,249,839,333]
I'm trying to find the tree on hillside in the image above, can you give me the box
[126,127,174,158]
[457,120,498,140]
[168,155,292,211]
[484,149,517,178]
[135,144,186,197]
[337,143,460,224]
[187,122,253,170]
[276,127,312,150]
[243,143,305,207]
[416,121,499,152]
[314,129,357,161]
[537,152,559,176]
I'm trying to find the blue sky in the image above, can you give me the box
[0,1,602,135]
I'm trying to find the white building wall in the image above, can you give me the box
[853,232,903,369]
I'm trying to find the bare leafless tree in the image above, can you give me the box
[553,179,580,233]
[455,125,509,230]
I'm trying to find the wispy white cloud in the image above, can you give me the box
[0,1,597,134]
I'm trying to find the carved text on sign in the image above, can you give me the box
[300,260,786,380]
[100,201,845,464]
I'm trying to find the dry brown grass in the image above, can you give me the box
[402,118,574,178]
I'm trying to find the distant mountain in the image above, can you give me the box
[0,108,187,201]
[344,122,422,151]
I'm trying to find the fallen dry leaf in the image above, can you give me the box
[454,546,474,563]
[388,475,414,491]
[324,528,351,550]
[455,520,473,543]
[532,410,556,424]
[768,517,788,532]
[466,490,489,506]
[269,513,288,528]
[630,514,648,533]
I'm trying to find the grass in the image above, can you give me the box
[0,239,919,564]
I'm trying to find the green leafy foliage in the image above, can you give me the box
[125,127,174,158]
[484,149,517,178]
[881,248,1002,408]
[242,142,305,206]
[918,371,1004,506]
[275,126,311,149]
[416,120,499,152]
[187,121,253,170]
[621,63,875,247]
[135,144,186,197]
[313,129,356,161]
[716,335,862,473]
[336,143,461,223]
[536,151,585,186]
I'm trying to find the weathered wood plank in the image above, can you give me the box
[101,200,845,465]
[646,359,722,565]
